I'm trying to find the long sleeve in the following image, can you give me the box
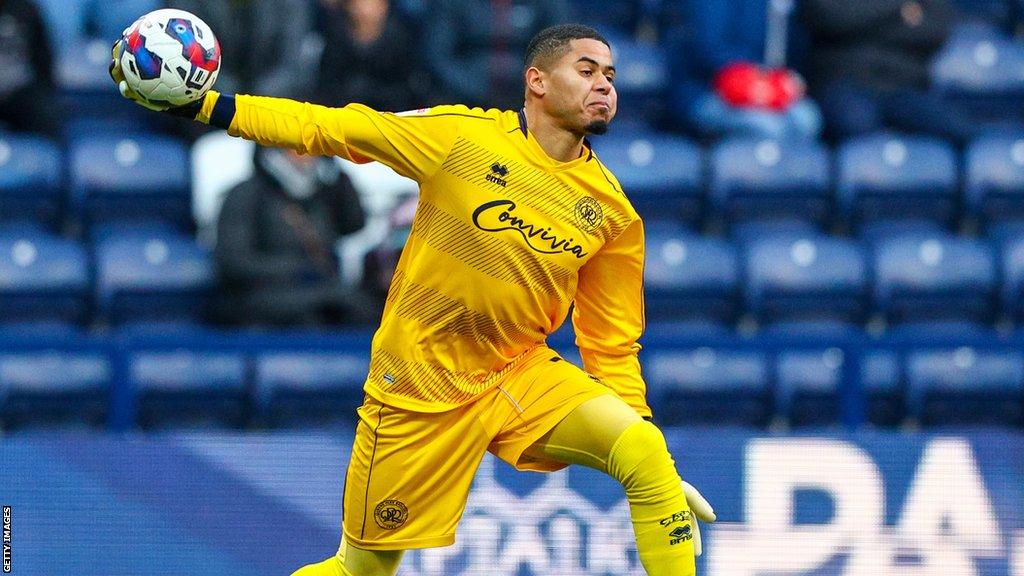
[208,93,464,183]
[572,219,651,418]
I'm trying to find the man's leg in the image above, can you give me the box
[290,538,403,576]
[524,394,696,576]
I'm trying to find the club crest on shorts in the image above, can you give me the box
[374,499,409,529]
[574,196,603,232]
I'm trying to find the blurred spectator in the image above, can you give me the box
[168,0,318,98]
[314,0,435,111]
[423,0,570,110]
[0,0,61,136]
[799,0,1005,143]
[360,192,417,307]
[214,146,378,328]
[666,0,822,140]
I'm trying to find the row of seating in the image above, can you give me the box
[1,327,1021,430]
[593,131,1024,230]
[0,225,211,327]
[6,127,1024,235]
[4,223,1024,328]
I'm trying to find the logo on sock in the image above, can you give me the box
[660,510,694,546]
[668,523,693,545]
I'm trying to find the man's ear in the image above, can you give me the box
[525,66,546,97]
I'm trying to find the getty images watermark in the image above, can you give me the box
[2,505,10,573]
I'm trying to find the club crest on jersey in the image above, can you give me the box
[472,199,588,259]
[574,196,604,232]
[486,162,509,187]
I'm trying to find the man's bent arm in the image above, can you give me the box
[572,219,652,418]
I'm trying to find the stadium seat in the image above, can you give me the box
[729,219,818,243]
[130,350,248,428]
[709,137,831,227]
[1000,232,1024,320]
[857,219,947,246]
[643,222,739,322]
[605,32,670,123]
[0,233,89,326]
[931,23,1024,102]
[964,134,1024,228]
[861,350,904,427]
[0,134,63,229]
[873,233,998,324]
[906,346,1024,427]
[94,232,214,326]
[644,347,771,427]
[836,134,959,229]
[591,131,704,225]
[743,235,868,323]
[0,349,111,429]
[775,347,846,427]
[254,351,370,427]
[68,134,191,231]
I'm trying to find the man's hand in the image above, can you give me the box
[682,480,716,556]
[109,39,171,112]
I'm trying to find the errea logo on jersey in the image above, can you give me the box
[486,163,509,187]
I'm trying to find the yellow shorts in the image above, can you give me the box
[342,345,613,551]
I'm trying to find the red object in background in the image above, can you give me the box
[766,68,806,111]
[714,61,805,111]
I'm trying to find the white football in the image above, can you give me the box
[118,8,221,107]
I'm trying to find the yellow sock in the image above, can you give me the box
[607,420,696,576]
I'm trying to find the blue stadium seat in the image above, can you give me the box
[744,235,868,323]
[775,347,845,427]
[931,24,1024,101]
[857,219,947,246]
[591,131,704,225]
[1000,232,1024,320]
[861,350,904,427]
[873,233,998,324]
[0,233,89,325]
[906,346,1024,427]
[0,350,111,429]
[709,138,831,227]
[130,350,248,429]
[964,135,1024,228]
[94,232,214,326]
[607,35,670,123]
[644,347,770,427]
[643,222,739,322]
[836,134,959,229]
[729,219,818,243]
[254,351,370,427]
[68,134,191,231]
[0,134,63,229]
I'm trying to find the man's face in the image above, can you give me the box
[542,38,617,135]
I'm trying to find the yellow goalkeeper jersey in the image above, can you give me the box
[203,93,650,416]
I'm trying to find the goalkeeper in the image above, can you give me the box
[112,23,715,576]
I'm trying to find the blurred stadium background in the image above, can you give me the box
[2,0,1024,574]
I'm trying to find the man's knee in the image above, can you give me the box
[606,420,678,491]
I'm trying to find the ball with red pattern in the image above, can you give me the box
[118,8,220,107]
